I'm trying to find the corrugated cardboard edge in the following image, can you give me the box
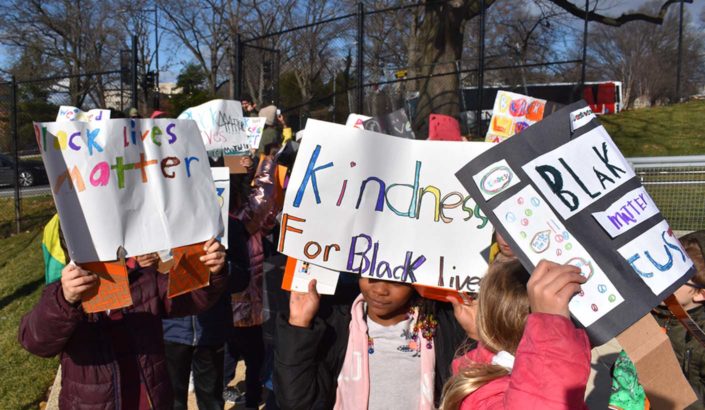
[616,314,698,409]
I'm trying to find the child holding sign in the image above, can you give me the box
[18,239,227,410]
[273,276,466,409]
[653,231,705,403]
[440,259,591,409]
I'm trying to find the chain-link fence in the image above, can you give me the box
[630,156,705,232]
[233,2,595,136]
[0,67,134,238]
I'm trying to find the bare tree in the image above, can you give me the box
[410,0,693,136]
[0,0,125,107]
[157,0,231,96]
[590,1,704,107]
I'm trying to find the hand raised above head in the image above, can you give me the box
[527,260,585,319]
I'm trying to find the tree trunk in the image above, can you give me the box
[411,1,491,138]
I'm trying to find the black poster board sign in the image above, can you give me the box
[456,101,694,345]
[363,108,415,139]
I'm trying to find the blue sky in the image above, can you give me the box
[2,0,702,82]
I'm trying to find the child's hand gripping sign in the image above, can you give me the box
[35,118,224,311]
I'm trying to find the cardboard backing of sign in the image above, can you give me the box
[617,314,697,409]
[167,242,211,298]
[456,100,694,345]
[224,155,250,174]
[79,260,132,313]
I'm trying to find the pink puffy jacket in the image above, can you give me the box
[453,313,591,410]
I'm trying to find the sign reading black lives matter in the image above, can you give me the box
[456,101,694,344]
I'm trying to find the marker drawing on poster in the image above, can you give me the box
[485,91,546,143]
[493,185,623,327]
[278,119,493,292]
[456,100,694,344]
[592,187,659,238]
[57,106,110,122]
[618,220,693,296]
[178,99,248,154]
[35,118,222,263]
[362,109,415,139]
[522,126,636,219]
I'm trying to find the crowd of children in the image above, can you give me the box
[17,98,705,410]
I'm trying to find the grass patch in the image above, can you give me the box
[0,196,56,239]
[0,228,59,409]
[602,100,705,157]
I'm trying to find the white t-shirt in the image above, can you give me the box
[367,316,421,410]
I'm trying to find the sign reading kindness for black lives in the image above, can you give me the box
[456,101,694,344]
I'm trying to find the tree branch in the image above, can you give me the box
[547,0,693,26]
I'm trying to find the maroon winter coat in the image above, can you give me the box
[18,264,227,410]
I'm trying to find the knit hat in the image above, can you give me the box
[259,105,277,126]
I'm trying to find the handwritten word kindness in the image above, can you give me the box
[277,119,493,292]
[35,120,201,193]
[291,144,487,225]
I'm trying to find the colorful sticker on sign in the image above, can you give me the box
[493,185,623,327]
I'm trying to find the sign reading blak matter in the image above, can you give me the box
[278,119,493,293]
[456,101,694,344]
[34,118,223,264]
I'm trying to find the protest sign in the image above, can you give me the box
[282,257,339,295]
[457,101,694,344]
[178,99,248,154]
[35,118,223,264]
[428,114,462,141]
[278,119,493,292]
[212,167,230,248]
[363,108,415,139]
[484,91,547,143]
[79,259,131,313]
[57,106,110,122]
[345,113,372,129]
[243,117,266,150]
[168,242,211,298]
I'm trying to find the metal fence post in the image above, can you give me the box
[131,35,138,111]
[236,34,243,100]
[356,2,364,114]
[10,76,20,234]
[476,0,486,136]
[580,0,589,89]
[676,0,684,102]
